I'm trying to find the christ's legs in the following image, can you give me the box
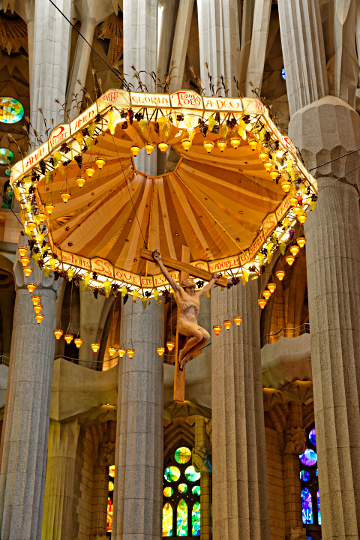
[178,320,210,369]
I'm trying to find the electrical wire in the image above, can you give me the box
[48,0,130,92]
[308,148,360,173]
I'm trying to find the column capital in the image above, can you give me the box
[284,427,307,455]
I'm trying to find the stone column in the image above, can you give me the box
[157,0,177,77]
[169,0,195,92]
[238,0,255,92]
[30,0,72,138]
[289,96,360,540]
[123,0,158,176]
[211,281,271,540]
[41,419,80,540]
[0,263,61,539]
[283,403,306,538]
[197,0,240,97]
[112,298,164,540]
[194,416,211,540]
[245,0,272,97]
[277,0,328,117]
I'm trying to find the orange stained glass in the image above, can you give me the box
[163,502,173,536]
[106,497,113,532]
[109,465,115,478]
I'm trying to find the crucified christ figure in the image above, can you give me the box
[152,250,221,370]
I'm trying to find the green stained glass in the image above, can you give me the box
[178,483,188,494]
[164,466,181,482]
[177,499,188,536]
[0,97,24,124]
[185,465,201,482]
[163,487,173,497]
[192,501,200,536]
[163,502,173,536]
[192,486,201,496]
[0,149,13,165]
[175,446,192,464]
[4,168,10,176]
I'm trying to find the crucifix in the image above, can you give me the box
[140,248,227,402]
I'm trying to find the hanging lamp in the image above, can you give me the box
[31,295,41,305]
[181,139,192,151]
[233,316,242,326]
[74,337,83,349]
[203,140,214,153]
[20,256,30,266]
[213,325,222,335]
[54,329,63,340]
[268,283,276,294]
[45,203,55,215]
[95,157,106,169]
[35,313,44,324]
[60,191,71,203]
[297,237,306,248]
[127,349,135,359]
[158,142,168,153]
[216,140,227,152]
[76,177,86,188]
[230,137,241,149]
[263,290,271,300]
[108,346,116,357]
[85,166,95,178]
[157,347,165,357]
[91,343,100,353]
[258,299,267,309]
[23,266,33,277]
[145,142,155,155]
[276,270,285,281]
[130,145,141,157]
[118,348,126,358]
[33,304,43,314]
[286,254,295,266]
[27,283,37,293]
[64,334,74,344]
[18,246,28,257]
[224,320,232,330]
[166,341,175,352]
[290,244,300,256]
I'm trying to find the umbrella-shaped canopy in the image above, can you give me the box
[11,89,316,295]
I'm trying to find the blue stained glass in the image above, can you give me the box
[301,487,313,524]
[300,470,310,482]
[4,168,10,176]
[309,428,316,446]
[316,469,318,477]
[317,490,321,525]
[282,67,286,80]
[177,499,188,536]
[0,97,24,124]
[299,449,317,467]
[307,537,313,540]
[192,501,200,536]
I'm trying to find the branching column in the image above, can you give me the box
[0,264,61,540]
[211,281,270,540]
[41,419,80,540]
[289,97,360,540]
[112,299,164,540]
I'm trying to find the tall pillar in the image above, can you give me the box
[30,0,72,138]
[41,419,80,540]
[277,0,328,117]
[289,96,360,540]
[0,263,61,539]
[193,416,211,540]
[157,0,177,77]
[211,281,271,540]
[79,288,108,368]
[245,0,272,97]
[123,0,158,176]
[112,299,164,540]
[283,403,306,538]
[169,0,195,92]
[197,0,240,96]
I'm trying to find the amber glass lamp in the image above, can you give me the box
[290,245,300,256]
[181,139,192,152]
[276,270,285,281]
[233,316,242,326]
[64,334,74,345]
[263,290,271,300]
[31,295,41,305]
[60,191,71,203]
[76,177,86,188]
[127,349,135,359]
[54,329,63,340]
[74,338,83,349]
[131,145,140,157]
[224,320,232,330]
[145,142,155,155]
[268,283,276,294]
[85,166,95,178]
[166,341,175,352]
[216,140,227,152]
[213,325,222,335]
[18,246,28,257]
[108,347,116,357]
[230,137,241,149]
[35,313,44,324]
[20,256,30,267]
[258,299,267,309]
[157,347,165,357]
[297,237,306,248]
[158,142,168,153]
[118,348,126,358]
[91,343,100,353]
[95,157,106,169]
[45,203,55,215]
[286,254,295,266]
[203,141,214,154]
[23,266,33,277]
[27,283,37,293]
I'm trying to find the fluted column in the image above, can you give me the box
[0,263,61,539]
[31,0,72,138]
[277,0,328,117]
[194,416,211,540]
[169,0,195,93]
[289,96,360,540]
[245,0,272,97]
[112,299,164,540]
[197,0,240,96]
[211,281,270,540]
[41,419,80,540]
[123,0,158,176]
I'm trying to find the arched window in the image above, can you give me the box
[299,427,321,539]
[162,446,201,537]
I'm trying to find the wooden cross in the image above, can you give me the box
[140,248,227,402]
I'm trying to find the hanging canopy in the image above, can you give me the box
[10,89,317,295]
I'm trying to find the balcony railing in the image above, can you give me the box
[261,323,310,347]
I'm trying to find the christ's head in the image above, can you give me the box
[181,278,196,296]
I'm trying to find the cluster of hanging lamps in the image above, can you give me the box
[213,316,242,335]
[258,281,277,309]
[32,294,44,323]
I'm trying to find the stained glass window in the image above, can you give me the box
[177,499,188,536]
[164,466,181,482]
[299,449,317,467]
[192,501,200,536]
[107,465,115,533]
[2,180,12,209]
[162,445,202,537]
[299,425,321,535]
[175,447,192,464]
[300,470,310,482]
[4,168,10,176]
[0,97,24,123]
[301,488,313,523]
[163,502,173,536]
[184,466,201,482]
[0,149,13,165]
